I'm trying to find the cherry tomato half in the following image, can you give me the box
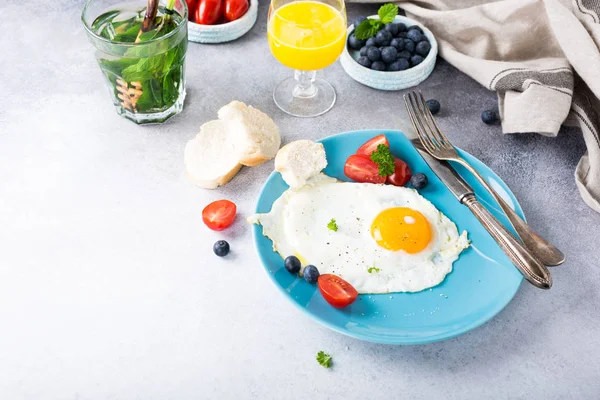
[344,154,386,184]
[318,274,359,308]
[185,0,198,18]
[387,157,412,186]
[224,0,249,22]
[356,134,390,157]
[195,0,224,25]
[202,200,237,231]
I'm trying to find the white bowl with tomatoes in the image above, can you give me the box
[186,0,257,43]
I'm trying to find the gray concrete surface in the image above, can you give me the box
[1,1,600,399]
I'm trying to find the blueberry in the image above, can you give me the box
[406,29,423,43]
[371,61,386,71]
[365,37,377,47]
[396,31,407,39]
[408,25,423,33]
[384,23,399,36]
[398,50,411,60]
[375,29,393,46]
[359,46,369,56]
[410,173,428,189]
[388,59,410,71]
[390,38,404,51]
[303,265,320,284]
[381,40,391,47]
[426,99,441,115]
[213,240,230,257]
[366,46,381,62]
[357,56,372,68]
[284,255,301,274]
[397,23,407,32]
[482,110,498,124]
[410,55,424,66]
[416,41,431,56]
[352,16,367,29]
[403,39,415,53]
[381,46,398,64]
[348,34,366,50]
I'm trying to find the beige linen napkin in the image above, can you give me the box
[351,0,600,212]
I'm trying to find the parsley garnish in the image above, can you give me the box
[368,267,381,274]
[370,144,395,177]
[316,351,332,368]
[327,218,338,232]
[354,3,399,40]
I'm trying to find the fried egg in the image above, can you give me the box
[250,174,469,293]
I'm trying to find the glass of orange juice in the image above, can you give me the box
[268,0,347,117]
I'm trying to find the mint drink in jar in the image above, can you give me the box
[82,0,188,124]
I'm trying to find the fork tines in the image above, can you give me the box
[403,91,453,153]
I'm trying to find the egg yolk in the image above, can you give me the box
[370,207,432,253]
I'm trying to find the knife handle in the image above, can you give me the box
[462,194,552,289]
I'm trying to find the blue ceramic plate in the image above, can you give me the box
[253,130,523,345]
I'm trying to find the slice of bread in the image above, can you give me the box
[274,140,328,189]
[218,101,281,167]
[184,120,243,189]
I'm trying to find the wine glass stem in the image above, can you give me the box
[293,70,318,99]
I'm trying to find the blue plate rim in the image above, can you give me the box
[252,130,523,345]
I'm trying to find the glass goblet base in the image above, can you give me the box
[273,70,336,118]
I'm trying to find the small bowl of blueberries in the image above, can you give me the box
[340,4,437,91]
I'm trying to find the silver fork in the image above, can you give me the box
[404,91,565,267]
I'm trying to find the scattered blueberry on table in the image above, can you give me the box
[350,12,432,72]
[213,240,230,257]
[481,110,498,125]
[426,99,441,115]
[410,173,428,189]
[303,265,320,284]
[284,255,301,274]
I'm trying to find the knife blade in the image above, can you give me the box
[410,139,552,289]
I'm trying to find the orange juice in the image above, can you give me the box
[268,1,347,71]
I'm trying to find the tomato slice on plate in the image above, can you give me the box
[202,200,237,231]
[344,154,386,184]
[356,134,390,157]
[387,157,412,186]
[318,274,359,308]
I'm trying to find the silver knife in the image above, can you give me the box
[411,139,552,289]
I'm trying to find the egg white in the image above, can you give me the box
[250,174,469,293]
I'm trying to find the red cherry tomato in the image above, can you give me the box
[318,274,359,308]
[344,154,386,184]
[202,200,236,231]
[224,0,249,22]
[387,158,412,186]
[185,0,198,18]
[356,134,390,157]
[194,0,224,25]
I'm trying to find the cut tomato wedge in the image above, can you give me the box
[318,274,359,308]
[356,134,390,157]
[387,157,412,186]
[202,200,237,231]
[344,154,386,184]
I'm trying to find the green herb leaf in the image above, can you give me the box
[316,351,332,368]
[370,144,395,177]
[368,267,381,274]
[354,19,383,40]
[378,3,399,24]
[327,219,338,232]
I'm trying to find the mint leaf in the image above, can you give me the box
[316,351,332,368]
[378,3,399,24]
[370,144,395,177]
[354,19,383,40]
[327,219,338,232]
[368,267,381,274]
